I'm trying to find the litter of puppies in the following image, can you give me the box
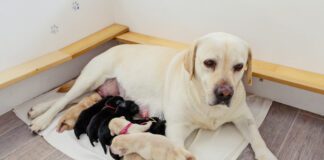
[72,95,168,160]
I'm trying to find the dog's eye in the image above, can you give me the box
[204,59,217,69]
[233,63,244,72]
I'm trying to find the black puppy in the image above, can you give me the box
[73,96,114,139]
[97,119,121,159]
[86,99,139,146]
[98,119,113,153]
[145,117,166,135]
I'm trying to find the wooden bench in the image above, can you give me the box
[1,24,323,95]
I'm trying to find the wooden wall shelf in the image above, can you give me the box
[0,24,128,89]
[117,32,324,94]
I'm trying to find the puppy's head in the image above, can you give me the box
[149,118,166,135]
[184,32,252,107]
[111,135,129,157]
[117,100,140,117]
[107,96,124,107]
[108,116,127,136]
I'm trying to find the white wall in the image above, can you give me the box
[0,0,115,114]
[1,1,323,115]
[113,0,324,74]
[0,0,114,71]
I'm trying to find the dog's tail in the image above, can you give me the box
[57,79,75,93]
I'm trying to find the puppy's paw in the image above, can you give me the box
[56,117,75,133]
[30,113,53,133]
[175,147,196,160]
[28,100,55,119]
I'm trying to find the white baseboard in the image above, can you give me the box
[246,77,324,116]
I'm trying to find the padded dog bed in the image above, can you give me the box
[14,88,271,160]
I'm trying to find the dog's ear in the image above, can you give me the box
[245,48,253,85]
[184,42,199,80]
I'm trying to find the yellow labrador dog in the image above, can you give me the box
[29,33,277,160]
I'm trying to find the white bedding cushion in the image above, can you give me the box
[14,89,271,160]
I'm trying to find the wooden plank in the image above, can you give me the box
[238,102,299,159]
[0,111,71,160]
[0,124,36,159]
[253,60,324,95]
[0,51,71,89]
[117,32,188,50]
[116,32,324,94]
[0,111,24,136]
[60,24,129,58]
[258,102,299,155]
[4,137,57,160]
[278,112,324,160]
[0,24,128,89]
[44,150,73,160]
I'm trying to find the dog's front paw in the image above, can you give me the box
[28,108,42,119]
[30,113,53,133]
[256,151,278,160]
[28,100,55,119]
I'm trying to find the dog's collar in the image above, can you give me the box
[119,123,132,135]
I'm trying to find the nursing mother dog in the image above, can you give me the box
[29,33,277,160]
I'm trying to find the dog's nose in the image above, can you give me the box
[214,84,233,105]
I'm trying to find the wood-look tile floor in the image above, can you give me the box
[0,102,323,160]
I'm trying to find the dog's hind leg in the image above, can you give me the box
[29,60,106,133]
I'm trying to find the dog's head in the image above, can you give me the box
[184,32,252,107]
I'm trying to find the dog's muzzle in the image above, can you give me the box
[213,84,233,106]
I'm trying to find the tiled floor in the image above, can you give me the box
[0,102,323,160]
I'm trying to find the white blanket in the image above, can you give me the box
[14,89,271,160]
